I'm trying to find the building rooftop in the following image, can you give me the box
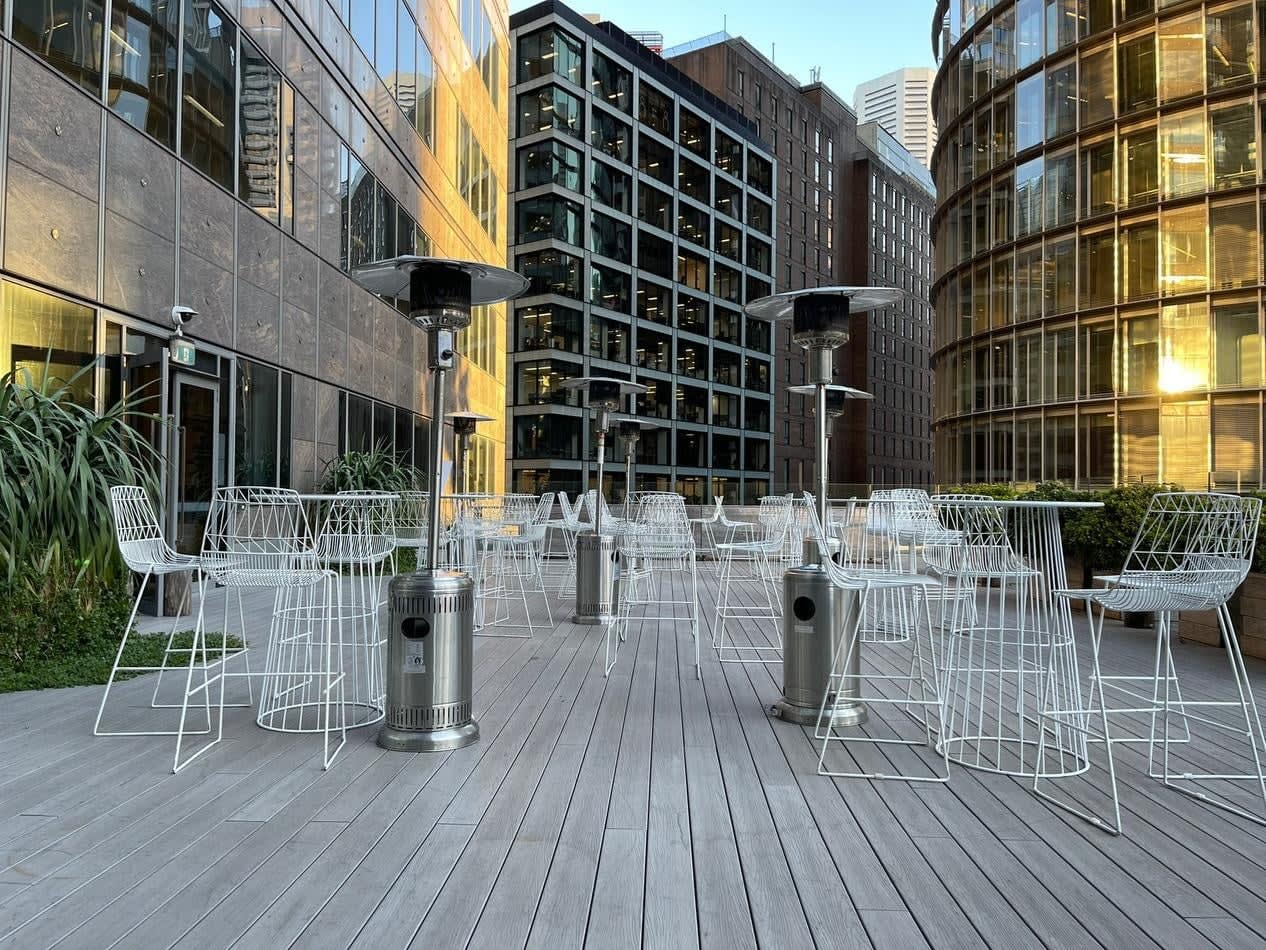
[856,120,936,197]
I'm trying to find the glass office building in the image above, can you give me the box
[930,0,1266,489]
[508,1,777,503]
[0,0,511,554]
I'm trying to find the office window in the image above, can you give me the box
[1120,219,1159,300]
[975,108,992,177]
[1016,243,1044,320]
[1212,101,1256,189]
[1213,303,1261,387]
[1081,322,1115,397]
[1160,300,1209,392]
[1046,59,1077,139]
[517,304,583,353]
[1015,157,1044,237]
[590,315,628,362]
[516,359,580,406]
[1121,312,1159,392]
[1080,229,1116,308]
[1043,324,1076,400]
[637,179,671,231]
[1120,406,1159,481]
[677,249,708,292]
[1160,109,1206,199]
[639,82,672,136]
[1159,13,1204,102]
[518,248,583,299]
[637,280,671,324]
[238,39,283,224]
[1045,148,1076,227]
[1207,4,1254,90]
[638,135,674,185]
[1121,126,1159,206]
[678,156,709,203]
[372,182,398,262]
[1161,205,1209,296]
[993,90,1015,162]
[518,85,582,139]
[107,0,179,146]
[583,108,631,164]
[1016,331,1042,404]
[714,178,741,220]
[590,263,630,312]
[181,0,236,190]
[1018,0,1043,68]
[748,153,773,195]
[995,6,1016,80]
[515,195,582,246]
[679,107,709,158]
[637,230,673,279]
[349,0,373,61]
[592,160,632,214]
[993,174,1014,245]
[1079,44,1115,127]
[518,140,582,192]
[715,130,742,175]
[975,29,994,95]
[1046,0,1077,53]
[715,221,741,262]
[375,0,396,82]
[714,263,741,304]
[1210,199,1259,289]
[1211,400,1260,483]
[1082,138,1115,217]
[1119,32,1157,113]
[591,50,633,113]
[1047,236,1077,314]
[460,0,501,107]
[13,0,104,91]
[1120,0,1153,22]
[1083,0,1112,36]
[680,292,710,335]
[416,37,436,148]
[1016,73,1044,152]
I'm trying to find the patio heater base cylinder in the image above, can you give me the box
[573,532,620,625]
[771,565,868,727]
[378,570,480,753]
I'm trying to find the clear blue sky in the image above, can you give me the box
[509,0,939,104]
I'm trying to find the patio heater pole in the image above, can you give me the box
[448,412,493,495]
[352,257,527,753]
[563,377,647,625]
[746,287,903,728]
[618,417,660,519]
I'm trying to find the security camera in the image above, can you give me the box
[170,305,198,336]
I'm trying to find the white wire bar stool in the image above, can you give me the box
[480,492,556,638]
[175,487,345,773]
[99,486,247,736]
[713,496,795,661]
[314,492,395,727]
[930,495,1077,778]
[608,492,701,678]
[1039,492,1266,833]
[806,495,950,783]
[543,491,583,598]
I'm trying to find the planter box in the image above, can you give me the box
[1179,572,1266,660]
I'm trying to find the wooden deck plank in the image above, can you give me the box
[0,570,1263,949]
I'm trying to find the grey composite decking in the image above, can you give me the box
[0,571,1265,949]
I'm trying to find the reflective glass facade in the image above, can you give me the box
[931,0,1266,489]
[509,4,775,504]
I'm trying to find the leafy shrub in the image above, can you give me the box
[0,360,157,586]
[320,440,424,494]
[0,568,131,672]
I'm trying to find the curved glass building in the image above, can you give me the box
[930,0,1266,489]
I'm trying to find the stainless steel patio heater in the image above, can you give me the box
[746,286,902,727]
[561,377,647,625]
[447,411,494,494]
[615,416,661,516]
[353,257,527,752]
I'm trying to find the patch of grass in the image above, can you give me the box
[0,631,244,694]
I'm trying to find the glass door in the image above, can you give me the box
[170,374,221,554]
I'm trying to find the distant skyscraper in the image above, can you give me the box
[852,67,937,167]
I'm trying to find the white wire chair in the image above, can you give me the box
[608,492,700,678]
[390,490,429,572]
[929,494,1051,778]
[174,487,345,773]
[315,492,396,727]
[713,496,795,662]
[544,491,585,598]
[98,486,248,736]
[804,494,949,783]
[480,492,556,638]
[1039,491,1266,833]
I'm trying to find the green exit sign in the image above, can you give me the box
[170,338,197,367]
